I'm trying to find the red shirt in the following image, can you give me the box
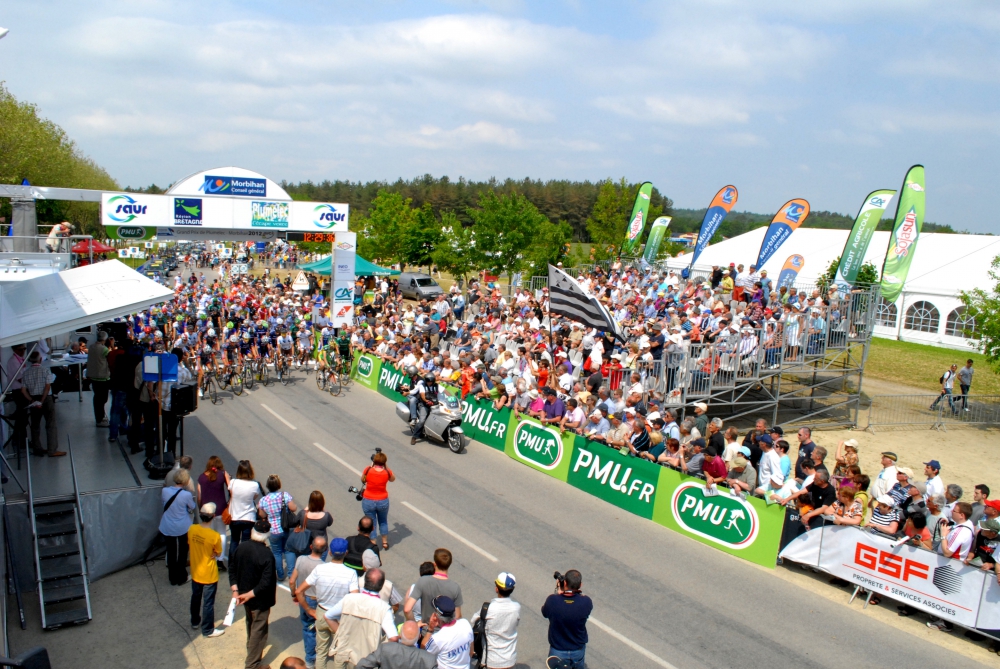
[362,466,392,501]
[703,456,728,480]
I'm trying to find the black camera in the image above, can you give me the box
[553,571,565,592]
[347,485,364,501]
[371,447,382,463]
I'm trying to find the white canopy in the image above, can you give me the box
[0,260,173,347]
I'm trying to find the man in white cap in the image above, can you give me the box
[470,573,521,669]
[582,409,610,438]
[188,502,226,637]
[691,402,709,436]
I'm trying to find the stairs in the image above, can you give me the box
[32,497,91,630]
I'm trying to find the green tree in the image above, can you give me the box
[961,254,1000,369]
[355,190,416,266]
[585,178,664,261]
[524,220,573,278]
[401,203,442,270]
[819,255,880,290]
[466,191,548,277]
[0,82,118,238]
[431,212,476,284]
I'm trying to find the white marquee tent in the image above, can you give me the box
[666,229,1000,351]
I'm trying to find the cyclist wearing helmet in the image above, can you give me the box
[335,328,353,364]
[411,372,439,445]
[295,323,313,368]
[223,334,240,369]
[276,327,294,369]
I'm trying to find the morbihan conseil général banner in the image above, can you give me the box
[352,353,787,568]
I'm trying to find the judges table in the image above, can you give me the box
[44,353,88,402]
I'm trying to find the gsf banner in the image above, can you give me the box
[780,525,1000,636]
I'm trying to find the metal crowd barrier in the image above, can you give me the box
[865,393,1000,432]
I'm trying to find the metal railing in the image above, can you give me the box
[865,393,1000,432]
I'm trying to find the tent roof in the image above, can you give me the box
[298,256,400,277]
[0,260,174,347]
[667,229,1000,296]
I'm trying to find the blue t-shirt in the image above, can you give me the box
[542,592,593,651]
[159,487,196,537]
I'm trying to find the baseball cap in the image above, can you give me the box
[985,499,1000,512]
[689,438,706,448]
[757,434,773,446]
[876,494,894,507]
[769,426,784,437]
[738,446,751,457]
[979,518,1000,532]
[432,595,456,619]
[495,572,516,589]
[896,466,914,479]
[732,456,749,468]
[924,459,941,471]
[330,537,349,555]
[200,503,217,516]
[881,451,897,462]
[253,518,271,534]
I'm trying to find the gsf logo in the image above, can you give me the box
[854,543,928,582]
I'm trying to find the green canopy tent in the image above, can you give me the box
[298,256,400,277]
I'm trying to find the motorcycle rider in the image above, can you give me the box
[405,366,421,426]
[410,373,439,446]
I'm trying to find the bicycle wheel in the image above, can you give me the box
[231,370,244,396]
[243,364,255,390]
[341,362,353,386]
[260,361,271,386]
[315,367,326,391]
[207,377,220,405]
[279,360,289,386]
[216,367,228,390]
[328,371,342,396]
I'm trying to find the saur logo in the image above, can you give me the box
[334,287,353,300]
[200,176,267,197]
[722,187,736,205]
[313,204,346,229]
[784,202,805,224]
[356,356,374,379]
[107,195,148,223]
[173,198,202,225]
[671,482,759,549]
[512,422,562,470]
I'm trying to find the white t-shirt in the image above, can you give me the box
[944,520,975,560]
[227,479,262,522]
[469,597,521,669]
[426,618,474,669]
[306,562,359,609]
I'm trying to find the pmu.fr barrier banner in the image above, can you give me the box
[780,525,1000,638]
[350,353,381,391]
[460,396,511,452]
[755,198,810,269]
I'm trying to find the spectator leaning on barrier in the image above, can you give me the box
[942,484,963,520]
[970,484,991,525]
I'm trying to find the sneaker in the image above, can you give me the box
[191,622,200,629]
[108,435,118,442]
[204,628,225,638]
[964,407,970,412]
[96,419,110,427]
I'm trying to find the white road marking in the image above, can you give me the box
[312,442,362,476]
[590,617,679,669]
[260,403,297,430]
[277,583,290,593]
[400,501,498,562]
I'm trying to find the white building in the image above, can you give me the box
[666,228,999,351]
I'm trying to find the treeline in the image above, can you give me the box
[282,175,674,244]
[671,207,959,238]
[0,83,118,238]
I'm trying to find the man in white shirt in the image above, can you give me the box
[294,538,359,669]
[421,595,474,669]
[923,459,945,501]
[870,452,899,504]
[755,435,782,495]
[470,573,521,669]
[942,484,963,521]
[326,568,399,667]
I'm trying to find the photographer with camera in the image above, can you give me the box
[361,450,394,551]
[542,570,592,669]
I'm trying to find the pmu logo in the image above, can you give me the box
[892,209,918,257]
[107,195,147,223]
[115,226,146,239]
[784,202,805,224]
[722,187,736,205]
[313,204,346,229]
[571,448,655,503]
[671,482,759,549]
[334,287,353,300]
[356,356,374,378]
[512,421,562,470]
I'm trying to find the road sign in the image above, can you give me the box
[237,263,249,275]
[144,241,153,248]
[292,271,310,291]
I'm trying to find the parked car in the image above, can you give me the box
[399,272,444,300]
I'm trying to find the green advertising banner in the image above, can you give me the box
[107,225,157,241]
[621,182,653,256]
[652,467,786,566]
[567,440,660,519]
[504,417,576,481]
[641,216,672,264]
[880,165,925,303]
[376,360,410,403]
[350,353,381,391]
[833,189,896,289]
[460,396,511,451]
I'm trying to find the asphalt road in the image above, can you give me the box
[173,361,992,669]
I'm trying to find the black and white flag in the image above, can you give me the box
[548,264,626,342]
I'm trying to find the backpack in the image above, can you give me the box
[939,370,951,384]
[472,601,490,669]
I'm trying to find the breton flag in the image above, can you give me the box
[548,264,626,343]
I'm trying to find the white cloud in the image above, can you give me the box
[594,95,749,126]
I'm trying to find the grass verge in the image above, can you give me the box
[865,338,998,395]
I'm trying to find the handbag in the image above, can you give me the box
[279,494,296,532]
[284,511,311,555]
[472,601,490,669]
[221,478,233,525]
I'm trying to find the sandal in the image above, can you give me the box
[382,542,390,551]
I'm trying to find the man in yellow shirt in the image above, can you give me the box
[188,502,225,638]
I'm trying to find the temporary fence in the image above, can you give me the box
[865,393,1000,432]
[350,351,787,567]
[780,524,1000,640]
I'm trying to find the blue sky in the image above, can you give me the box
[2,1,998,230]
